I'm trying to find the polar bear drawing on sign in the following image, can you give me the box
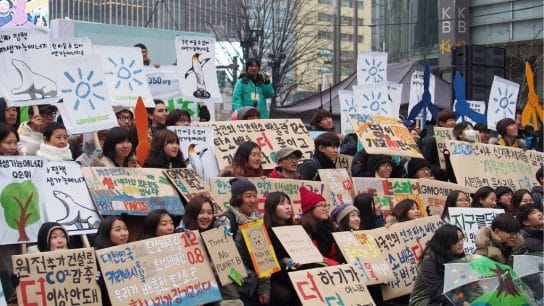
[11,59,57,99]
[53,190,100,230]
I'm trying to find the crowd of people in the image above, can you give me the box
[0,56,542,306]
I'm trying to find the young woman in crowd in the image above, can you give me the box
[139,209,175,239]
[36,122,72,160]
[453,121,477,142]
[409,224,466,305]
[299,185,339,265]
[510,189,534,216]
[214,177,270,305]
[0,123,18,155]
[471,186,497,208]
[220,141,263,177]
[91,127,139,167]
[353,193,385,229]
[165,109,191,126]
[181,195,215,232]
[495,186,514,211]
[31,222,70,253]
[405,158,433,179]
[388,199,421,224]
[441,190,471,220]
[263,192,301,306]
[331,204,360,231]
[143,129,186,169]
[0,99,19,129]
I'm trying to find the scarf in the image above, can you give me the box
[36,143,73,161]
[229,206,261,225]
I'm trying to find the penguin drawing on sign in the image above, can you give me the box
[184,53,211,99]
[186,143,209,180]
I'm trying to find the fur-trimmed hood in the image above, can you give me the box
[474,226,526,265]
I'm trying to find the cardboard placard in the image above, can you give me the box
[163,168,212,201]
[210,177,331,215]
[96,232,222,305]
[336,154,353,176]
[447,207,504,254]
[289,264,376,306]
[433,127,453,170]
[418,178,471,217]
[205,119,313,170]
[525,150,544,181]
[318,169,354,206]
[201,227,247,286]
[363,216,444,300]
[239,219,280,278]
[447,140,538,191]
[81,167,184,216]
[271,225,323,265]
[352,231,395,285]
[13,248,101,306]
[348,114,423,158]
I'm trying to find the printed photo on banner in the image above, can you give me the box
[51,37,93,58]
[0,28,59,106]
[94,45,154,107]
[357,51,387,84]
[239,219,280,278]
[351,231,395,285]
[0,0,49,29]
[271,225,323,265]
[0,156,47,244]
[447,207,504,254]
[408,70,436,122]
[487,76,520,131]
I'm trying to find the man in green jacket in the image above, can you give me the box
[232,58,275,118]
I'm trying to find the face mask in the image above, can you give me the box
[464,129,478,142]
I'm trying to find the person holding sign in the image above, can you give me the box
[353,193,385,229]
[496,118,526,149]
[516,203,543,252]
[181,195,215,232]
[30,222,70,253]
[91,127,139,167]
[440,190,471,221]
[452,121,478,142]
[331,204,360,231]
[495,186,514,212]
[471,186,497,209]
[139,209,175,239]
[232,58,275,119]
[409,224,466,306]
[297,132,340,181]
[214,177,270,305]
[475,214,527,266]
[0,123,18,155]
[269,147,302,179]
[143,129,186,169]
[220,141,264,177]
[387,199,421,225]
[147,99,168,134]
[35,122,73,161]
[17,105,58,156]
[0,98,20,129]
[165,109,191,126]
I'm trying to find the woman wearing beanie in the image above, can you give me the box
[29,222,70,253]
[331,204,360,231]
[299,186,339,266]
[496,117,526,149]
[406,158,433,179]
[214,177,270,305]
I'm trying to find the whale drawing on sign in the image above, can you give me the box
[11,59,57,99]
[53,190,100,230]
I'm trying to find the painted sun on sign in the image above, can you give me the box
[61,68,105,111]
[363,90,388,113]
[492,87,516,115]
[360,58,385,83]
[106,56,143,91]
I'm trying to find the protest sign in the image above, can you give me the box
[54,55,118,134]
[207,119,313,170]
[349,114,422,158]
[353,83,394,116]
[96,232,222,305]
[487,76,520,131]
[43,161,100,234]
[418,178,471,217]
[94,45,154,107]
[352,177,426,218]
[168,126,219,183]
[318,169,354,206]
[289,264,376,306]
[339,90,358,135]
[163,168,222,214]
[525,150,544,179]
[0,28,59,105]
[239,219,280,278]
[13,248,101,305]
[175,35,222,103]
[447,140,537,191]
[201,227,247,286]
[81,167,184,216]
[0,156,46,244]
[434,127,453,170]
[145,65,184,100]
[363,216,444,300]
[0,0,48,29]
[408,70,436,122]
[357,51,387,85]
[51,37,93,58]
[447,207,504,254]
[454,99,486,125]
[336,154,353,176]
[271,225,323,265]
[210,177,330,214]
[351,231,395,285]
[386,81,403,118]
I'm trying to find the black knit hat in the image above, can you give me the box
[367,154,392,175]
[407,158,431,178]
[496,118,516,137]
[230,177,257,198]
[37,222,70,252]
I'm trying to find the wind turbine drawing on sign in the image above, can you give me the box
[407,62,439,129]
[453,72,486,124]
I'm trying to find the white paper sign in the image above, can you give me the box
[454,100,486,125]
[447,207,504,254]
[386,81,403,118]
[357,51,388,84]
[353,83,393,116]
[54,55,118,134]
[339,90,356,135]
[408,70,436,121]
[51,37,93,58]
[94,45,154,107]
[175,36,222,103]
[145,65,184,100]
[487,76,520,131]
[0,28,59,106]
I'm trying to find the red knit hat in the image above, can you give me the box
[299,186,326,214]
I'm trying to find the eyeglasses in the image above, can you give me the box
[419,167,431,172]
[42,112,57,118]
[315,203,329,210]
[117,116,133,121]
[282,156,299,162]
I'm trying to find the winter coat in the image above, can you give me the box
[410,251,455,306]
[17,122,42,155]
[232,73,275,119]
[474,226,527,266]
[531,185,543,206]
[520,227,543,252]
[91,155,140,168]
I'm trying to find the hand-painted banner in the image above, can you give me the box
[454,99,486,125]
[163,168,222,214]
[0,156,46,244]
[353,83,393,117]
[357,51,387,85]
[386,81,403,119]
[434,127,453,170]
[271,225,323,265]
[44,161,100,234]
[239,219,280,278]
[205,119,313,170]
[96,232,222,305]
[54,55,118,134]
[145,65,184,101]
[336,154,353,176]
[13,248,101,306]
[168,126,219,184]
[339,90,356,135]
[487,76,519,131]
[0,0,49,29]
[209,177,331,215]
[363,215,444,300]
[348,114,422,158]
[318,169,354,206]
[524,150,544,181]
[351,231,395,285]
[94,45,154,107]
[289,264,376,306]
[447,207,504,254]
[0,28,59,106]
[81,167,184,216]
[408,70,436,122]
[51,37,93,58]
[418,178,471,217]
[175,36,222,103]
[201,227,247,286]
[447,140,537,191]
[352,177,426,218]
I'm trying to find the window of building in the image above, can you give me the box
[318,31,333,40]
[317,48,333,57]
[318,65,333,73]
[318,0,332,4]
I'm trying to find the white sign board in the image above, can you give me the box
[487,76,520,131]
[408,70,436,121]
[353,83,393,117]
[454,99,486,125]
[51,37,93,58]
[357,51,387,84]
